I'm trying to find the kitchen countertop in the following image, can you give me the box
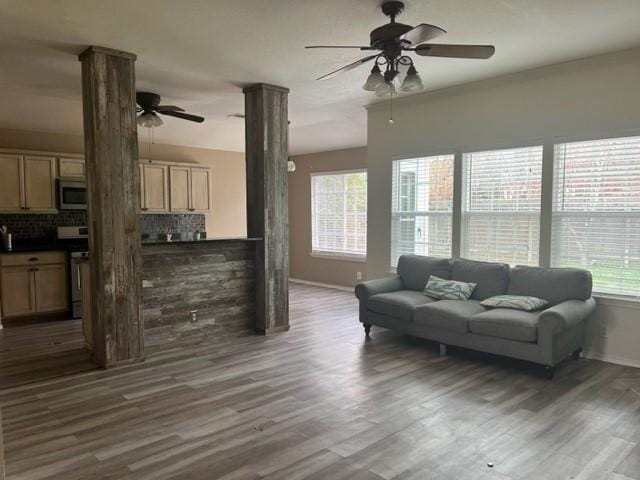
[0,243,65,254]
[142,237,263,246]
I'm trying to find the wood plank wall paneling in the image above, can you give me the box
[78,46,144,367]
[0,408,4,480]
[142,241,256,344]
[243,84,290,334]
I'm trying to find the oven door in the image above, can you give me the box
[58,180,87,210]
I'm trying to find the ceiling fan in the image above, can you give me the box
[306,0,495,95]
[136,92,205,128]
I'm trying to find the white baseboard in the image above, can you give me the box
[583,350,640,369]
[289,278,353,292]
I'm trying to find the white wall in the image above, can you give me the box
[367,47,640,367]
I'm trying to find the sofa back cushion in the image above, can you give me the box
[452,258,510,300]
[508,265,592,305]
[397,255,452,291]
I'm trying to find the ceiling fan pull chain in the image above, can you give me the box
[389,88,394,125]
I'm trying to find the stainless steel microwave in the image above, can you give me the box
[57,179,87,210]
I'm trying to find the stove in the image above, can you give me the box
[56,226,89,319]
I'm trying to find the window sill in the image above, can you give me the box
[593,293,640,309]
[310,251,367,263]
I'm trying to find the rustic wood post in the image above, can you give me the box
[78,46,144,367]
[0,408,4,480]
[243,84,290,334]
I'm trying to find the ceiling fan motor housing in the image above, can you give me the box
[370,23,413,49]
[136,91,161,109]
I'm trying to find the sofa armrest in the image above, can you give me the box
[539,297,597,335]
[355,276,404,301]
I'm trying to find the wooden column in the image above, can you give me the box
[243,84,290,334]
[0,408,4,480]
[78,46,144,367]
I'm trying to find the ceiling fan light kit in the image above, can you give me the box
[137,111,163,128]
[306,0,495,121]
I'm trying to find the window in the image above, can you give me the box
[462,146,543,265]
[391,155,454,267]
[552,136,640,297]
[311,170,367,259]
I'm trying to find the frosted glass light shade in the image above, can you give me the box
[137,112,163,128]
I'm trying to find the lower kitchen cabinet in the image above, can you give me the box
[0,266,35,317]
[0,252,68,319]
[34,264,68,313]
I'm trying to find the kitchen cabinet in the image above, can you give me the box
[0,154,56,213]
[23,156,57,212]
[169,165,211,213]
[140,163,169,213]
[0,266,34,317]
[0,251,67,319]
[190,167,211,212]
[0,154,23,212]
[169,165,191,212]
[34,264,68,313]
[58,157,85,178]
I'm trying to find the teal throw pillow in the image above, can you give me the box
[423,276,476,300]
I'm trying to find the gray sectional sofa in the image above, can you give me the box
[355,255,597,378]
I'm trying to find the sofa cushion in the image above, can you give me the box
[424,276,476,300]
[368,290,435,322]
[480,294,548,312]
[413,300,486,334]
[508,265,592,306]
[397,255,452,292]
[470,308,541,342]
[452,258,510,300]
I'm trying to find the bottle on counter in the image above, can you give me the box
[0,225,11,250]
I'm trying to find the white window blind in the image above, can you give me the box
[552,136,640,297]
[391,155,454,267]
[311,170,367,258]
[462,146,543,265]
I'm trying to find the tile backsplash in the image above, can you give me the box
[0,212,205,241]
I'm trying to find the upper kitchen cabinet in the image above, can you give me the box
[140,162,169,213]
[190,168,211,212]
[169,165,211,213]
[0,154,56,213]
[169,165,191,213]
[58,157,86,178]
[24,156,57,213]
[0,154,24,212]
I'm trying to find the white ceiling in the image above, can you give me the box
[1,0,640,155]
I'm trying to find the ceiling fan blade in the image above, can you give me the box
[306,45,374,50]
[154,105,186,113]
[414,43,495,59]
[317,54,378,81]
[159,110,205,123]
[399,23,446,45]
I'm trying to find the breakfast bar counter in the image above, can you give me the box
[142,238,261,341]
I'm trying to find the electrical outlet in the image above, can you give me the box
[356,271,362,281]
[599,321,608,338]
[190,310,197,322]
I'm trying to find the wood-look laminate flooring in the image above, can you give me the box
[1,283,639,480]
[0,319,94,389]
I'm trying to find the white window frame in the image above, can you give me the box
[390,155,455,269]
[551,136,640,299]
[461,145,544,266]
[310,169,367,261]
